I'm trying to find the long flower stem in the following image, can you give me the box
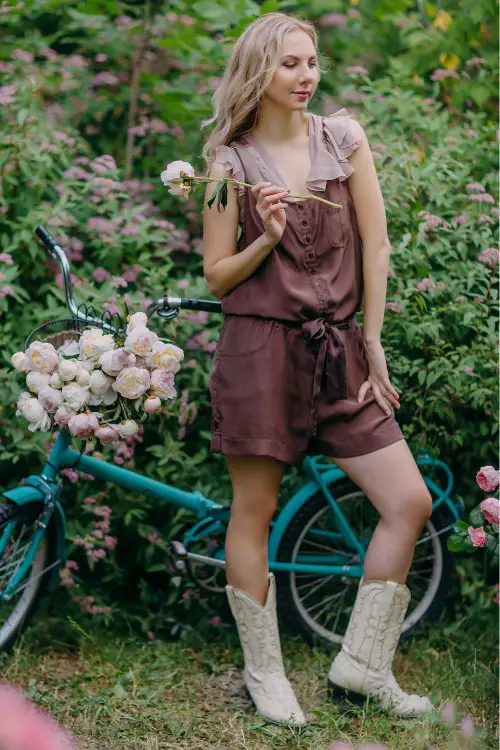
[171,176,342,210]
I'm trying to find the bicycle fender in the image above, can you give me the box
[268,469,342,562]
[2,486,66,590]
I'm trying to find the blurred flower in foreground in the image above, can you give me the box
[0,683,77,749]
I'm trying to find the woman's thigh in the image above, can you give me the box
[226,455,286,527]
[330,439,433,523]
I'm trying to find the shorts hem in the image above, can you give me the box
[210,435,304,466]
[310,427,405,459]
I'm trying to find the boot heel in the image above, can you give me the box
[327,680,366,709]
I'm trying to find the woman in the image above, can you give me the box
[201,11,434,727]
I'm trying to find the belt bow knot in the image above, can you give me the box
[301,317,349,405]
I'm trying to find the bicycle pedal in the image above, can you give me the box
[166,540,187,575]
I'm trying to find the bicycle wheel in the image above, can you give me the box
[276,478,455,649]
[0,500,54,651]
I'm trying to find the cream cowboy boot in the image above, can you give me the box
[225,572,307,727]
[327,578,434,717]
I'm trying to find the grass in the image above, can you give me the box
[0,609,498,750]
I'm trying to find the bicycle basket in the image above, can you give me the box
[24,309,124,352]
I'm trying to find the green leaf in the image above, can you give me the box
[454,520,469,533]
[447,534,465,552]
[469,507,485,527]
[486,534,497,553]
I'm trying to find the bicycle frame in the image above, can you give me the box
[1,427,464,600]
[0,228,465,600]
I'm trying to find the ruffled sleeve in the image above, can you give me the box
[321,108,362,183]
[213,145,245,197]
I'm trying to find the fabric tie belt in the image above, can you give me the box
[301,316,354,404]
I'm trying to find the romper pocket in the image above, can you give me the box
[217,317,274,358]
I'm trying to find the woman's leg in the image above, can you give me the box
[330,438,433,584]
[225,454,286,604]
[223,454,307,726]
[327,438,434,717]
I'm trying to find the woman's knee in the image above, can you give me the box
[227,455,285,528]
[398,486,433,529]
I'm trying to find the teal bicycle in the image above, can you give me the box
[0,227,464,652]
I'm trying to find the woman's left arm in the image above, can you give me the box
[346,119,401,415]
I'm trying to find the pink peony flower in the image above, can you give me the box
[38,385,64,414]
[150,368,176,400]
[476,466,500,492]
[480,497,500,525]
[94,425,120,445]
[0,683,77,749]
[144,396,162,414]
[468,525,487,548]
[67,412,100,439]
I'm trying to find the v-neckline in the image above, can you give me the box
[247,113,315,203]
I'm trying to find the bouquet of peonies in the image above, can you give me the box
[11,312,184,445]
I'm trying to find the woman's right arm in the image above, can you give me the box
[202,161,289,300]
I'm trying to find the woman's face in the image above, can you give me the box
[264,30,319,111]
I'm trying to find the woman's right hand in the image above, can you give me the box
[251,182,290,245]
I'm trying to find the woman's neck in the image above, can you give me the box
[252,101,310,146]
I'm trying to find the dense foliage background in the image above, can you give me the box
[0,0,498,639]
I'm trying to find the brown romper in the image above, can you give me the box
[208,107,404,466]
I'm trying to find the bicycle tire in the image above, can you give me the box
[275,479,455,650]
[0,500,54,652]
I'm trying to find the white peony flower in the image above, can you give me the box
[57,339,80,357]
[89,370,114,396]
[61,382,89,412]
[123,326,158,357]
[16,394,51,432]
[160,160,196,199]
[86,387,118,407]
[26,371,51,394]
[79,328,116,360]
[117,419,139,438]
[98,347,136,377]
[38,385,64,414]
[11,352,30,372]
[75,368,91,387]
[79,358,95,373]
[126,312,148,333]
[112,367,150,399]
[24,342,59,373]
[146,342,184,372]
[49,372,63,389]
[59,358,80,381]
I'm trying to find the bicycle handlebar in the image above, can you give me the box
[34,226,222,323]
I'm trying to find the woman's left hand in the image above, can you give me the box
[357,340,401,416]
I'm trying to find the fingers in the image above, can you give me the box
[358,379,400,416]
[251,182,290,205]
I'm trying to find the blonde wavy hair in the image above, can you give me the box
[201,12,322,173]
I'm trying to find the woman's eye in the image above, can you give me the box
[283,62,317,68]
